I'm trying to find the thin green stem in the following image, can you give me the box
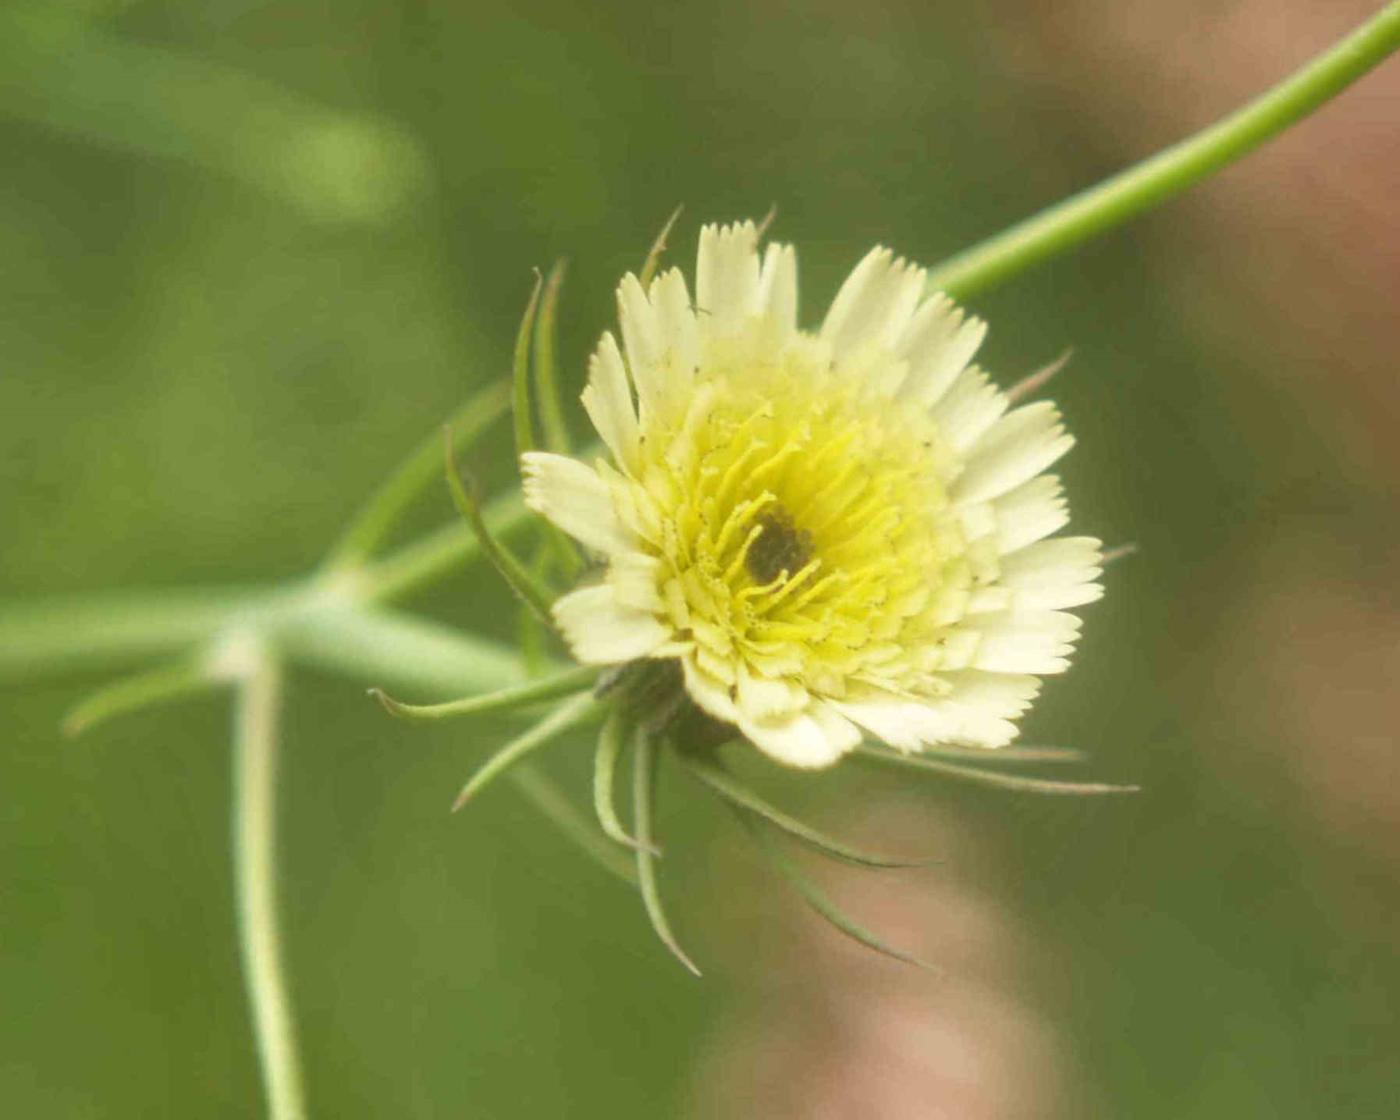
[355,493,531,605]
[512,272,544,462]
[684,754,929,869]
[275,606,526,696]
[232,646,307,1120]
[733,807,932,970]
[443,438,556,627]
[451,691,601,810]
[925,3,1400,298]
[0,586,274,680]
[63,655,224,737]
[591,713,653,852]
[632,731,701,976]
[321,380,510,573]
[518,547,553,677]
[507,764,637,884]
[371,664,597,721]
[852,745,1139,795]
[533,259,572,454]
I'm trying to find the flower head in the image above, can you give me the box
[523,221,1101,768]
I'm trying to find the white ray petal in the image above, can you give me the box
[988,475,1069,553]
[953,402,1074,505]
[832,689,957,751]
[735,664,808,721]
[553,584,670,664]
[919,671,1042,748]
[998,537,1104,610]
[930,366,1010,453]
[616,273,669,421]
[682,655,740,723]
[739,703,860,769]
[648,267,700,395]
[899,297,988,408]
[970,610,1083,674]
[606,550,666,613]
[820,246,927,362]
[696,221,761,340]
[757,242,799,340]
[521,452,634,556]
[581,331,639,472]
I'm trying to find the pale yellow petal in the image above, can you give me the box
[553,584,670,664]
[695,221,761,340]
[521,452,633,556]
[580,331,639,471]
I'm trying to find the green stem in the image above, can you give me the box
[533,259,572,455]
[232,646,307,1120]
[632,731,701,976]
[512,273,544,462]
[508,763,637,884]
[321,380,510,573]
[62,655,224,737]
[356,493,532,605]
[0,586,275,679]
[371,664,598,721]
[276,606,526,697]
[451,691,601,810]
[443,444,557,627]
[926,3,1400,298]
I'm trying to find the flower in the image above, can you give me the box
[522,221,1101,768]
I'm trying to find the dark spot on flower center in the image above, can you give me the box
[746,506,814,585]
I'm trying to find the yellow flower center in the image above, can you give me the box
[631,352,980,697]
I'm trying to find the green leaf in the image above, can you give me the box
[734,809,935,971]
[0,586,264,682]
[512,271,544,461]
[684,754,932,869]
[632,731,701,976]
[591,712,655,852]
[356,491,531,606]
[451,692,601,811]
[370,664,597,722]
[920,744,1085,765]
[62,655,225,737]
[508,764,637,885]
[852,745,1140,796]
[533,259,572,455]
[322,378,511,571]
[443,431,556,627]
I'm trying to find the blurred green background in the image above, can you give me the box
[4,2,1397,1117]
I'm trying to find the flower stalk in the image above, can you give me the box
[925,2,1400,298]
[232,643,307,1120]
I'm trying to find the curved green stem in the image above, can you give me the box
[451,691,601,810]
[232,646,307,1120]
[371,664,598,721]
[355,493,532,606]
[853,745,1139,795]
[63,655,223,737]
[512,272,544,461]
[533,259,572,455]
[0,586,275,679]
[632,731,701,976]
[321,379,510,573]
[926,3,1400,298]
